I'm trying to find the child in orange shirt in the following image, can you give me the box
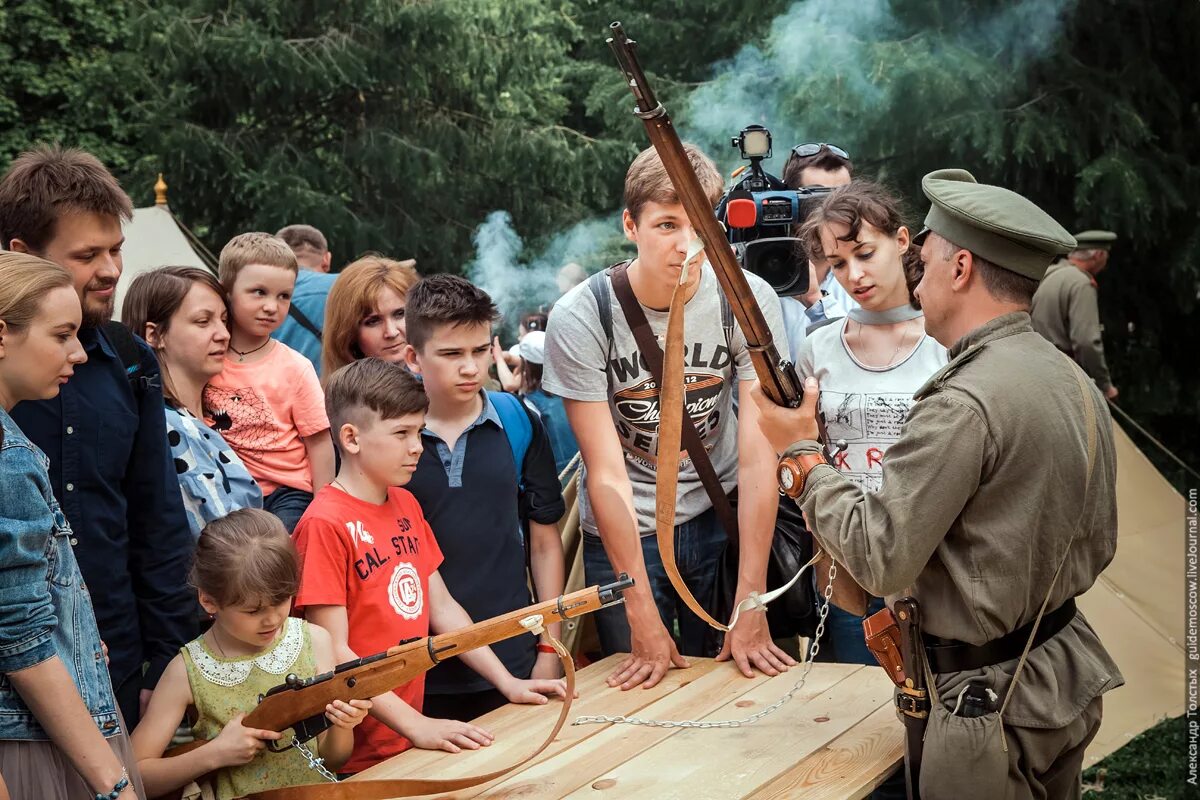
[292,358,567,774]
[204,233,336,532]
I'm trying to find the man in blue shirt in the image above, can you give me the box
[273,224,338,376]
[0,145,195,726]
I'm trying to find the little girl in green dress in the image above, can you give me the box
[131,508,371,799]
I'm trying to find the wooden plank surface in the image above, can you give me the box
[350,657,901,800]
[349,655,723,797]
[472,653,787,798]
[747,703,904,800]
[563,665,894,799]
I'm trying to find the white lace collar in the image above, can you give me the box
[186,617,305,687]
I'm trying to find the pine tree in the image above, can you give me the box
[0,0,144,171]
[127,0,633,267]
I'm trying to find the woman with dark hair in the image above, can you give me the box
[0,252,143,799]
[798,181,947,665]
[122,267,261,537]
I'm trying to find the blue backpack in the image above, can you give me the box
[487,390,532,488]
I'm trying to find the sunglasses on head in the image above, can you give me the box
[789,143,850,160]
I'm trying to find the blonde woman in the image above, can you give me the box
[0,252,142,799]
[322,255,419,379]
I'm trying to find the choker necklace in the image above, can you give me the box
[847,318,919,369]
[847,304,924,325]
[229,339,271,362]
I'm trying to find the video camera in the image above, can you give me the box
[715,125,832,297]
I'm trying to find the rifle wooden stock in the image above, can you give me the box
[166,579,630,758]
[607,21,804,409]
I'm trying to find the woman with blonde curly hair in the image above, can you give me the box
[321,255,419,379]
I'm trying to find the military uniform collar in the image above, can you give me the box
[914,312,1032,400]
[948,312,1032,359]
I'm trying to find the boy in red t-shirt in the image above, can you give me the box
[292,358,568,774]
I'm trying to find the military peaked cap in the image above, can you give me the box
[1072,230,1117,251]
[913,169,1076,280]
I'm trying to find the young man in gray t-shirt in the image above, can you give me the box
[544,143,796,691]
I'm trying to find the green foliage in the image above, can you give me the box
[126,0,632,269]
[0,0,1195,478]
[674,0,1199,485]
[1083,715,1192,799]
[0,0,142,171]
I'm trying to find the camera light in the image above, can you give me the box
[741,129,771,158]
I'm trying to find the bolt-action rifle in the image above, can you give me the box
[607,21,804,409]
[163,578,633,800]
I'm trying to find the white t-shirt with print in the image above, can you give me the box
[797,317,948,491]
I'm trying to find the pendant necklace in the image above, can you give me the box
[209,626,229,658]
[230,339,271,362]
[851,318,917,369]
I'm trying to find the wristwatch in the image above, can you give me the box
[777,453,826,499]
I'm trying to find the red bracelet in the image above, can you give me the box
[536,643,557,655]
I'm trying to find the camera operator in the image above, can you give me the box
[779,143,857,357]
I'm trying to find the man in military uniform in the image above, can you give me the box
[752,170,1124,799]
[1030,230,1119,399]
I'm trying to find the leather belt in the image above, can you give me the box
[924,598,1077,674]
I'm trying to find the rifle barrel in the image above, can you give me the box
[606,23,802,408]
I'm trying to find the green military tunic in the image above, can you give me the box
[1030,259,1114,391]
[787,312,1124,798]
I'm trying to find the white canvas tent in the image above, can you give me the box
[1078,421,1186,764]
[113,176,213,321]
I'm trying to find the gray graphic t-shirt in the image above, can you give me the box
[544,264,785,535]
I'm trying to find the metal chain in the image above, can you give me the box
[289,736,339,783]
[573,559,838,729]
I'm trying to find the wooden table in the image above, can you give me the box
[351,655,904,799]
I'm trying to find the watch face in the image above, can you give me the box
[779,463,795,490]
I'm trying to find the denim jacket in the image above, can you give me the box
[0,408,120,739]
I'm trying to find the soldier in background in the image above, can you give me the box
[1030,229,1119,399]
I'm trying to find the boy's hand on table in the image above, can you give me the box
[717,610,796,678]
[498,675,574,704]
[607,600,689,691]
[408,714,494,754]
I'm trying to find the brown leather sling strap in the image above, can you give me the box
[609,261,736,631]
[238,635,576,800]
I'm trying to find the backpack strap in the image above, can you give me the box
[101,321,157,398]
[488,390,533,487]
[586,266,615,345]
[718,282,733,352]
[587,261,629,395]
[286,304,323,341]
